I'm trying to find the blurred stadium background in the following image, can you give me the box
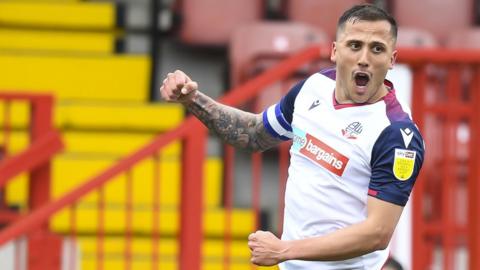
[0,0,479,269]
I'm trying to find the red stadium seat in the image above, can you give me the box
[229,22,331,110]
[230,22,331,85]
[396,27,439,48]
[445,28,480,49]
[286,0,366,40]
[179,0,263,46]
[393,0,473,43]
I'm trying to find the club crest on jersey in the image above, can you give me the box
[292,127,349,176]
[342,122,363,139]
[393,149,416,181]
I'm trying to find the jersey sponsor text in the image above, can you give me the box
[298,133,349,176]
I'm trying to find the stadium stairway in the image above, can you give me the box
[0,1,262,269]
[0,96,261,270]
[0,61,262,268]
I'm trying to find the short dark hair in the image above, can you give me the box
[337,4,397,41]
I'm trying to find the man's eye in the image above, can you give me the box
[350,43,360,50]
[372,46,384,53]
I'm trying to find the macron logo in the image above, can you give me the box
[400,128,414,148]
[309,99,321,110]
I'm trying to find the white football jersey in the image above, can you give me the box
[262,68,425,270]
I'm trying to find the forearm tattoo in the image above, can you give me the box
[186,92,281,152]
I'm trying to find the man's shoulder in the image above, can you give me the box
[374,121,425,155]
[298,71,336,96]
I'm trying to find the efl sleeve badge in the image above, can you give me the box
[393,148,416,181]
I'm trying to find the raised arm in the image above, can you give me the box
[160,70,282,152]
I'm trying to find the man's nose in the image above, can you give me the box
[357,48,369,67]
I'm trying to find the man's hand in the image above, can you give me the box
[160,70,198,104]
[248,230,289,266]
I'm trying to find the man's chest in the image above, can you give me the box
[290,102,388,180]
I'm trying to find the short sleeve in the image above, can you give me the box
[369,121,425,206]
[261,79,305,140]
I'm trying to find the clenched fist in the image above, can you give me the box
[159,70,198,104]
[248,230,289,266]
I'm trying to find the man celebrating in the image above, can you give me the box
[160,4,424,270]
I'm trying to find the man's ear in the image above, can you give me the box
[330,42,337,63]
[389,50,398,69]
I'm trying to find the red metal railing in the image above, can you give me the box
[396,48,480,270]
[0,47,480,270]
[0,93,64,270]
[469,65,480,270]
[0,94,61,213]
[0,93,62,196]
[0,118,207,270]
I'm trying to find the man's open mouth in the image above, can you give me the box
[354,72,370,87]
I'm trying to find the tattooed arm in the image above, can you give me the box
[160,70,282,152]
[186,92,281,151]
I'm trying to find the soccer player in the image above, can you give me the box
[160,4,424,270]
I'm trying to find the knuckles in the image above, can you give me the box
[159,87,178,101]
[159,70,193,102]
